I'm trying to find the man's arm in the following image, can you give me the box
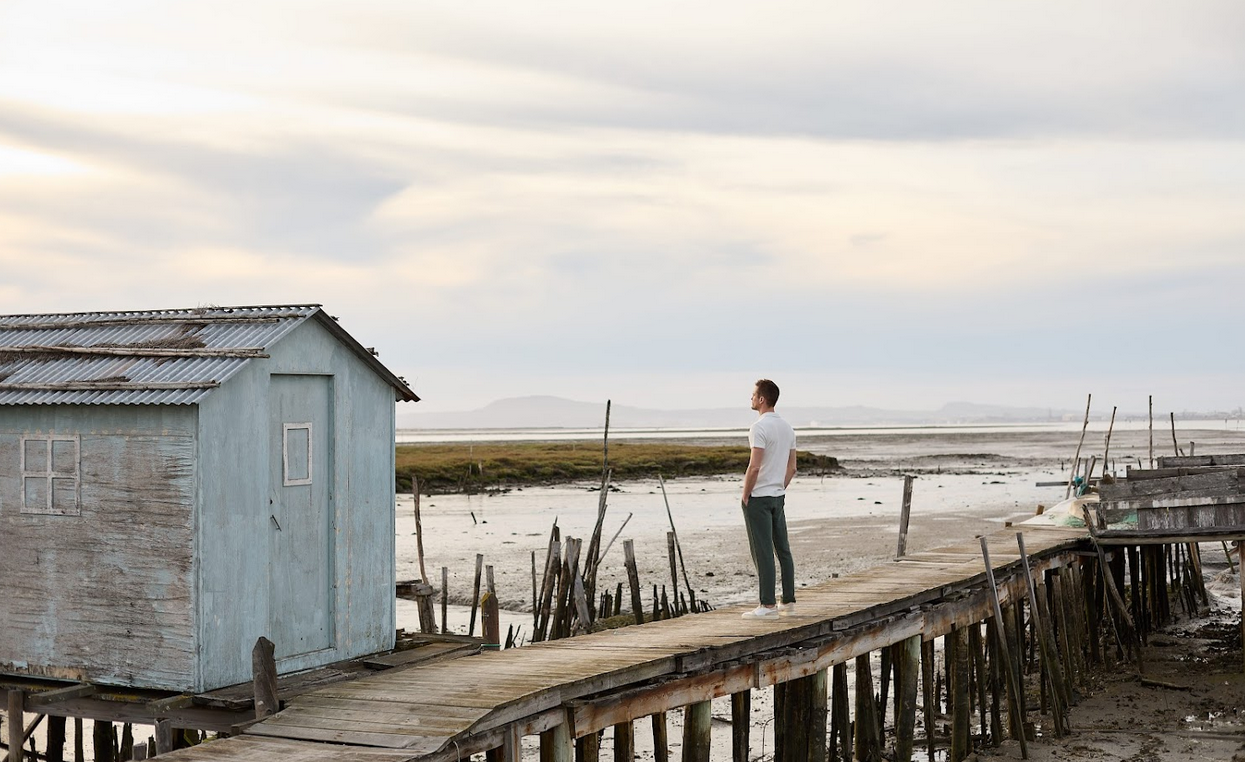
[742,446,765,505]
[783,448,797,488]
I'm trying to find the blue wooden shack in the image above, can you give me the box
[0,305,418,692]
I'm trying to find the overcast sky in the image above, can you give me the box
[1,2,1243,415]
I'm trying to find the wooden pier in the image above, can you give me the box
[105,523,1098,762]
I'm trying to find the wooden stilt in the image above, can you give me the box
[7,691,23,762]
[812,669,828,762]
[681,702,711,762]
[73,718,83,762]
[949,627,970,762]
[832,662,852,762]
[94,720,115,762]
[854,654,880,762]
[47,716,65,762]
[969,625,988,745]
[573,731,598,762]
[730,693,749,762]
[920,640,935,762]
[979,537,1029,759]
[879,647,892,734]
[1018,534,1069,736]
[985,617,1002,747]
[469,553,485,637]
[773,682,786,761]
[895,635,920,762]
[502,726,522,762]
[614,721,634,762]
[541,723,573,762]
[652,713,669,762]
[624,540,644,626]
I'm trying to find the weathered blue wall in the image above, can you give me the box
[196,318,396,690]
[0,405,198,689]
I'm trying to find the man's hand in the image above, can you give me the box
[742,446,764,507]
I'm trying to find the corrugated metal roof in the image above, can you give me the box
[0,305,418,405]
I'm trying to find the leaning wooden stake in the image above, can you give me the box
[1067,393,1092,498]
[1170,413,1180,456]
[979,537,1029,759]
[469,553,485,637]
[659,475,697,611]
[1015,534,1069,736]
[1102,406,1117,479]
[897,475,914,558]
[1084,519,1143,673]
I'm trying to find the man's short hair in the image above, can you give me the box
[755,379,780,406]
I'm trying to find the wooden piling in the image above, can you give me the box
[613,721,633,762]
[443,565,450,635]
[572,733,594,762]
[483,591,502,649]
[651,713,669,762]
[949,627,970,762]
[985,618,1002,747]
[7,690,23,762]
[1017,535,1069,736]
[94,720,114,762]
[969,625,988,744]
[681,701,711,762]
[895,635,920,762]
[920,640,935,761]
[623,540,644,626]
[979,537,1029,759]
[854,654,880,761]
[541,723,573,762]
[730,692,750,762]
[47,716,65,762]
[666,532,680,615]
[832,662,852,762]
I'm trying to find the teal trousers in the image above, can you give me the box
[742,495,796,606]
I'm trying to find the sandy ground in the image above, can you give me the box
[397,422,1245,761]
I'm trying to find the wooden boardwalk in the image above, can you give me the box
[162,524,1088,761]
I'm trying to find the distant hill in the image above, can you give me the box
[398,396,1075,430]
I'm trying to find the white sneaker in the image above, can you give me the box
[777,602,796,617]
[742,605,779,619]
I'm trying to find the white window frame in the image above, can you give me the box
[283,422,313,486]
[20,434,81,516]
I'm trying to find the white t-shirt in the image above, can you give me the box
[748,412,796,497]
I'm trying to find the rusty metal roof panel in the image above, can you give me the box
[0,305,319,405]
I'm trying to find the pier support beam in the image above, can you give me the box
[541,723,573,762]
[7,690,24,762]
[894,635,920,762]
[681,702,711,762]
[730,692,749,762]
[853,654,880,761]
[614,721,633,762]
[651,713,668,762]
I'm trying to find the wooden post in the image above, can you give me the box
[730,692,749,762]
[154,721,173,757]
[949,627,970,762]
[469,553,485,637]
[832,662,852,762]
[575,730,599,762]
[978,537,1029,759]
[94,720,114,762]
[854,654,879,761]
[811,670,828,762]
[1066,393,1092,498]
[614,722,633,762]
[7,691,23,762]
[985,618,1002,746]
[413,480,428,584]
[623,540,645,626]
[73,718,83,762]
[1170,412,1180,456]
[483,591,501,649]
[252,636,279,719]
[1148,395,1154,468]
[658,475,697,612]
[540,723,573,762]
[895,635,920,762]
[666,532,680,615]
[1015,535,1069,736]
[1102,406,1117,479]
[503,726,521,762]
[47,716,66,762]
[442,566,450,635]
[920,641,935,761]
[897,475,914,558]
[651,713,669,762]
[969,625,988,745]
[681,702,711,762]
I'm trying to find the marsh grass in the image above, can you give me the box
[396,442,839,494]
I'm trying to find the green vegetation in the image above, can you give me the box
[395,441,840,494]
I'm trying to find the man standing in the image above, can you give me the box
[740,379,798,619]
